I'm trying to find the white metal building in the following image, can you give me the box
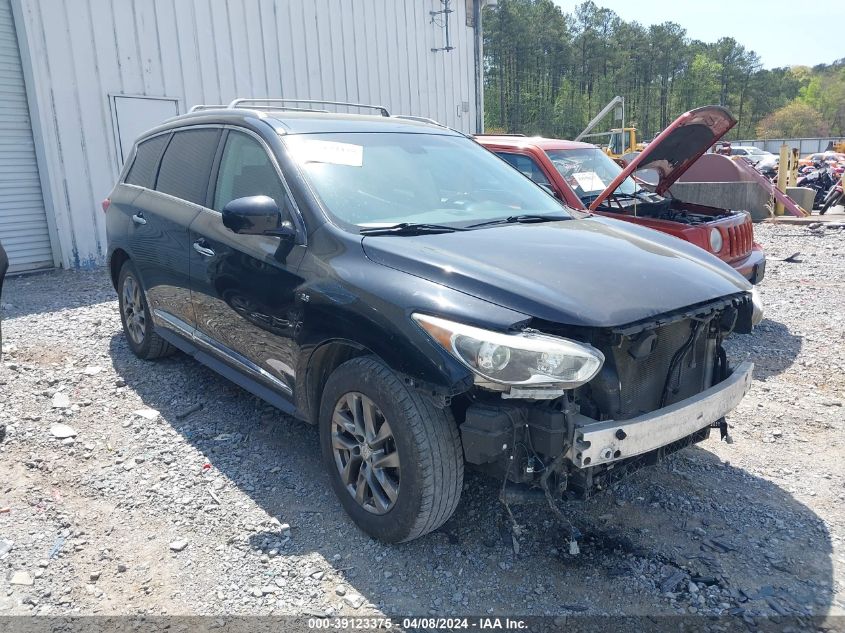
[1,0,486,273]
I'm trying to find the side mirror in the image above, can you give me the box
[222,196,295,239]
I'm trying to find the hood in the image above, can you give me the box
[590,105,736,209]
[362,216,750,328]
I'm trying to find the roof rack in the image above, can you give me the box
[226,98,391,117]
[188,104,228,113]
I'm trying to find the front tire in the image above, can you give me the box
[319,356,464,543]
[117,261,174,360]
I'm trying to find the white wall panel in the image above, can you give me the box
[13,0,479,269]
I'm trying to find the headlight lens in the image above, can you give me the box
[413,314,604,387]
[709,228,724,253]
[751,287,764,326]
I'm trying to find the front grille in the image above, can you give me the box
[725,222,752,259]
[590,319,714,420]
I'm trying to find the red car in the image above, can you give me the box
[477,106,766,284]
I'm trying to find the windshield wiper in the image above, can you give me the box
[465,214,569,229]
[359,222,469,236]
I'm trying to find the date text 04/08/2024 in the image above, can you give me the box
[307,617,528,629]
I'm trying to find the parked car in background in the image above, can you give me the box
[727,145,775,164]
[0,241,7,356]
[106,100,761,543]
[477,106,766,284]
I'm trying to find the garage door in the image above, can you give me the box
[0,0,53,273]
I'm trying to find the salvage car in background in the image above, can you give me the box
[106,100,761,543]
[478,106,766,284]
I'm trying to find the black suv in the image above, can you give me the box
[106,100,760,543]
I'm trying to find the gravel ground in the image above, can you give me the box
[1,222,844,622]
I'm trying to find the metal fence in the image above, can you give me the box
[732,137,845,155]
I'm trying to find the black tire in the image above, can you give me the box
[820,191,842,215]
[117,260,175,360]
[319,356,464,543]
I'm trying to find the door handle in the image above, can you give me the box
[131,214,147,226]
[192,240,215,257]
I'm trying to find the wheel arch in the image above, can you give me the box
[300,338,371,424]
[109,248,131,290]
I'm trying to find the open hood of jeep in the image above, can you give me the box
[589,105,736,209]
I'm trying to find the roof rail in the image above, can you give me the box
[392,114,444,126]
[188,104,228,113]
[227,98,391,117]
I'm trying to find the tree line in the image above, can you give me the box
[483,0,845,141]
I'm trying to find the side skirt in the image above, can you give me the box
[155,326,306,421]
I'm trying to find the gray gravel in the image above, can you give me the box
[0,222,844,619]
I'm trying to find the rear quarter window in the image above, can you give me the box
[155,128,221,205]
[124,134,169,188]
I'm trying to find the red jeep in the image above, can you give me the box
[477,106,766,284]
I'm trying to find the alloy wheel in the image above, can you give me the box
[331,392,400,514]
[122,274,146,346]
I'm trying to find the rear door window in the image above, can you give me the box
[213,131,286,211]
[124,134,169,188]
[155,128,221,205]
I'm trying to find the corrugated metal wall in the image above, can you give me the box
[13,0,479,269]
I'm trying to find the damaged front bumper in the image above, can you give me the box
[570,361,753,468]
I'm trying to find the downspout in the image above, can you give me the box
[473,0,484,133]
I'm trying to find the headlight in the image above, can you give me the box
[751,287,764,326]
[413,314,604,388]
[709,228,723,253]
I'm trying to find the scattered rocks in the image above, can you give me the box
[50,423,78,439]
[10,571,33,586]
[343,593,364,609]
[169,539,189,552]
[51,392,71,409]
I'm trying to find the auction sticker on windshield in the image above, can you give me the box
[572,171,605,191]
[287,138,364,167]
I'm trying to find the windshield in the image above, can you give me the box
[545,147,638,201]
[283,132,570,229]
[745,147,767,155]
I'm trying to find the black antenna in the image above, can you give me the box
[430,0,454,52]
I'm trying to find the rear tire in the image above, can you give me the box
[319,356,464,543]
[117,260,175,360]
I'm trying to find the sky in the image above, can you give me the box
[552,0,844,69]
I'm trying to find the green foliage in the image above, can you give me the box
[755,102,828,138]
[483,1,845,140]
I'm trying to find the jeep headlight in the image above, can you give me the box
[413,314,604,387]
[709,228,723,253]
